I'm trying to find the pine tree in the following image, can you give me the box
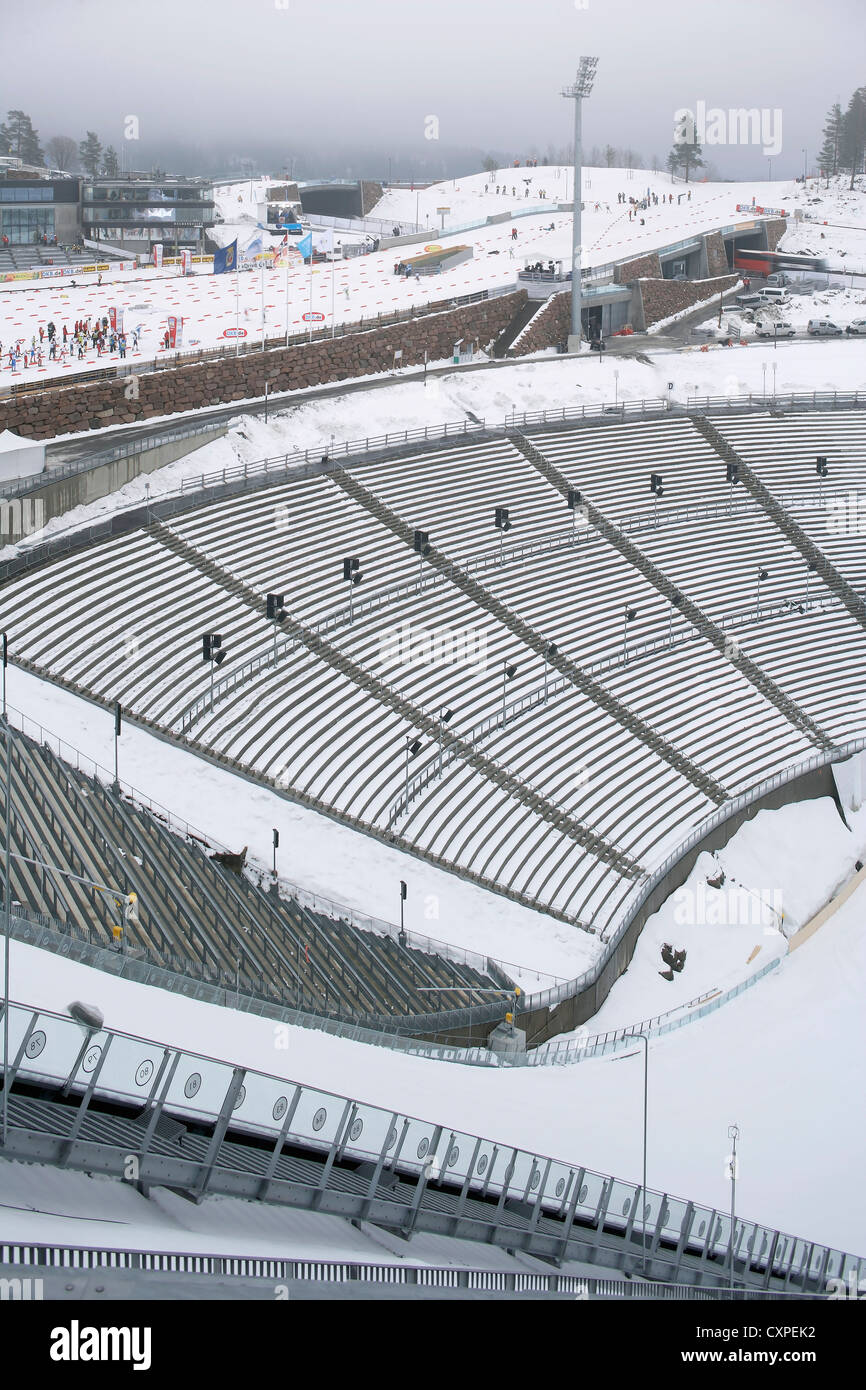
[668,114,704,183]
[818,103,844,182]
[0,110,44,165]
[102,145,120,177]
[841,88,866,189]
[603,144,617,167]
[78,131,103,178]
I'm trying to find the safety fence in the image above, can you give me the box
[0,1240,826,1298]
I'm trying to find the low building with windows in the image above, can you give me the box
[0,161,81,245]
[81,175,215,253]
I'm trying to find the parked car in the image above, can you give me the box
[766,271,794,287]
[757,286,791,306]
[755,320,796,338]
[735,292,763,308]
[845,319,866,336]
[808,319,843,335]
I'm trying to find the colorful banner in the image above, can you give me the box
[115,307,124,335]
[167,315,183,348]
[180,249,192,275]
[153,244,164,269]
[109,307,117,331]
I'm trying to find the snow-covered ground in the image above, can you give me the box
[3,168,863,388]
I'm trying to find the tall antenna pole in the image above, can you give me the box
[562,57,599,349]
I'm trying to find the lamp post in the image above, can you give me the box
[266,592,286,659]
[650,472,663,527]
[567,487,581,543]
[726,460,739,513]
[757,566,768,617]
[399,879,407,946]
[561,56,599,349]
[404,735,422,808]
[113,702,122,788]
[727,1123,740,1293]
[493,506,511,564]
[202,633,227,711]
[623,605,637,661]
[543,643,558,703]
[502,660,518,728]
[342,559,362,623]
[414,530,430,590]
[438,707,453,776]
[816,455,828,508]
[637,1033,649,1277]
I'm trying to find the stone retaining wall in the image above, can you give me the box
[614,251,662,284]
[638,273,739,328]
[509,292,571,356]
[1,292,526,441]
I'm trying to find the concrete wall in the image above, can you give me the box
[470,766,841,1049]
[17,427,227,528]
[0,293,526,441]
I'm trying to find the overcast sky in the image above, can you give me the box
[4,0,863,178]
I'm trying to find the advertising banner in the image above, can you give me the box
[180,248,192,275]
[109,307,117,332]
[167,315,183,348]
[153,244,164,269]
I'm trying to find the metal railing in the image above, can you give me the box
[2,999,861,1291]
[0,1239,823,1298]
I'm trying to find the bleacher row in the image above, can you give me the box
[1,727,508,1025]
[0,245,103,274]
[2,409,865,937]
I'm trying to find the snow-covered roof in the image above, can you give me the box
[0,429,43,454]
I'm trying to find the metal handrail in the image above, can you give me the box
[4,996,862,1289]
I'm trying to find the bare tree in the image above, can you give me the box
[45,135,78,171]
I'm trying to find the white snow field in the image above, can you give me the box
[2,169,863,387]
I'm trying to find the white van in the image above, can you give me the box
[807,319,843,336]
[757,286,791,306]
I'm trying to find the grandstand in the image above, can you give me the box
[2,407,865,952]
[0,724,513,1032]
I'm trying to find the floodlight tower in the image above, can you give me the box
[562,57,599,349]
